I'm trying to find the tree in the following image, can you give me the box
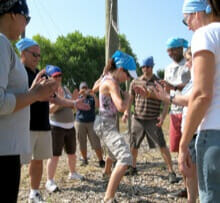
[156,69,165,79]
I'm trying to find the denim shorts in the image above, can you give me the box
[94,116,132,166]
[196,130,220,203]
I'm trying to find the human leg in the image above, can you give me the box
[75,122,88,163]
[0,155,20,203]
[196,130,220,202]
[29,131,52,199]
[104,164,128,201]
[169,114,182,152]
[87,122,104,162]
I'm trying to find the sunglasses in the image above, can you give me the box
[24,15,31,25]
[26,50,41,58]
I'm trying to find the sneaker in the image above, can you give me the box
[168,188,187,198]
[29,192,45,203]
[99,160,105,168]
[125,167,138,176]
[68,172,84,180]
[45,180,59,193]
[168,172,178,184]
[80,159,88,166]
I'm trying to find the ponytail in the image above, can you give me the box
[209,0,220,16]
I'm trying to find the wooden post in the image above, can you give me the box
[105,0,120,130]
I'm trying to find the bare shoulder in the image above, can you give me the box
[100,78,118,95]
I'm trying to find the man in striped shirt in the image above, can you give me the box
[122,56,178,183]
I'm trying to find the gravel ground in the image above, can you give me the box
[18,119,197,203]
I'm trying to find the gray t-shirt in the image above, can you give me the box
[0,34,30,155]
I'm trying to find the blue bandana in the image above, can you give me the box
[112,50,137,78]
[141,56,154,67]
[166,37,188,49]
[46,65,62,77]
[182,0,211,14]
[16,38,38,52]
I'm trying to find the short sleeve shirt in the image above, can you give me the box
[129,74,161,120]
[164,58,190,114]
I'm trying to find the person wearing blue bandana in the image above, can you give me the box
[16,37,53,202]
[164,37,191,155]
[162,37,191,198]
[122,56,178,184]
[179,0,220,202]
[0,1,57,202]
[93,50,137,202]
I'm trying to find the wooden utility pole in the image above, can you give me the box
[105,0,119,130]
[105,0,119,64]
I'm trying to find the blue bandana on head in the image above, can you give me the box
[112,50,137,78]
[182,0,211,14]
[16,38,38,52]
[166,37,188,49]
[141,56,155,67]
[46,65,62,77]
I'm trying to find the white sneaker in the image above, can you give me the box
[29,192,45,203]
[45,180,59,193]
[68,172,84,180]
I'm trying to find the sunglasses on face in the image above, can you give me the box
[26,50,41,58]
[24,15,31,25]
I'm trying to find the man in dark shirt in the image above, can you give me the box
[122,56,177,184]
[16,38,52,202]
[75,82,105,167]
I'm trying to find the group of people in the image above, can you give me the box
[1,0,220,203]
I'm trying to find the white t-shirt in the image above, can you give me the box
[191,22,220,131]
[164,58,191,114]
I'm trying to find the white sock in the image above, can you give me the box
[47,179,54,184]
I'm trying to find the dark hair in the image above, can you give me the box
[209,0,220,16]
[103,59,117,74]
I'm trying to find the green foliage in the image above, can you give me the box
[33,31,137,91]
[156,69,165,79]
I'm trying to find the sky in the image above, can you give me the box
[26,0,193,73]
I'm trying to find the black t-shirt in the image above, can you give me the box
[25,67,50,131]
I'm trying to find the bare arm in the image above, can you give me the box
[180,51,214,149]
[108,80,129,113]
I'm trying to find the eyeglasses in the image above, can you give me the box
[182,13,193,26]
[26,50,41,58]
[24,15,31,25]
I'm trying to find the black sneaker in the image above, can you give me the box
[168,188,187,198]
[99,160,105,168]
[125,167,138,176]
[80,159,88,166]
[168,172,178,184]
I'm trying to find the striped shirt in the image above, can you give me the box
[129,74,161,120]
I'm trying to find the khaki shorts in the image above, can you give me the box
[131,117,166,149]
[94,116,132,166]
[20,131,52,164]
[75,121,101,151]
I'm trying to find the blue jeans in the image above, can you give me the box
[196,130,220,203]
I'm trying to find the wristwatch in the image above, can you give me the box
[170,92,175,103]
